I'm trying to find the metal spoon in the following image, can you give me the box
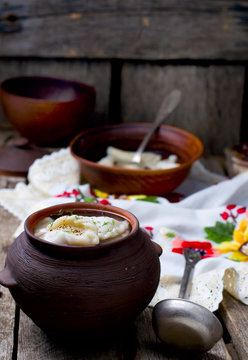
[152,248,223,353]
[110,89,181,167]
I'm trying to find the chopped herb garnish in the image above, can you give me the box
[137,196,159,203]
[49,209,64,217]
[102,221,109,226]
[84,197,95,203]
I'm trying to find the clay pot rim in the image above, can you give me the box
[0,75,96,104]
[24,202,139,253]
[70,123,204,174]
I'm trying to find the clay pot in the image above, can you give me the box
[0,202,162,339]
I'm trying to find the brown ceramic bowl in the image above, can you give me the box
[232,142,248,161]
[0,202,162,339]
[70,123,204,196]
[0,76,96,146]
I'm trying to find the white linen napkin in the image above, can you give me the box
[0,148,247,312]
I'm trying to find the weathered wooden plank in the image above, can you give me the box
[17,311,130,360]
[0,59,111,127]
[0,1,248,60]
[0,206,20,360]
[121,63,245,155]
[0,287,16,360]
[219,291,248,360]
[17,306,231,360]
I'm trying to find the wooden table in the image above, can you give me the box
[0,175,247,359]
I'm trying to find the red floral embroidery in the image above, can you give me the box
[144,226,153,231]
[55,189,96,203]
[237,207,246,214]
[226,204,236,210]
[71,190,80,196]
[171,237,219,259]
[221,212,229,220]
[220,204,247,224]
[144,226,154,238]
[89,187,97,197]
[56,191,75,198]
[99,199,111,205]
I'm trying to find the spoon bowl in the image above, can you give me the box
[152,248,223,353]
[152,298,223,353]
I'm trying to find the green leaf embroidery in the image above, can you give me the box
[166,232,175,238]
[204,221,235,243]
[137,196,159,203]
[83,197,95,203]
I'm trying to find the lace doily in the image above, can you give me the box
[28,148,80,195]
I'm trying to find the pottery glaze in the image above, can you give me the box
[0,202,162,339]
[70,123,203,196]
[0,76,96,147]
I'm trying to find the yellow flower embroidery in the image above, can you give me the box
[214,218,248,261]
[126,195,146,200]
[93,189,109,199]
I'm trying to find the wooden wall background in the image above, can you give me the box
[0,1,247,155]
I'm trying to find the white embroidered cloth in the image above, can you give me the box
[0,148,248,312]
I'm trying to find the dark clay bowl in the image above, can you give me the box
[70,123,204,196]
[232,142,248,161]
[0,202,162,339]
[0,76,96,146]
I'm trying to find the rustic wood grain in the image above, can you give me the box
[0,1,248,60]
[121,63,245,155]
[0,206,20,359]
[17,311,132,359]
[17,306,232,360]
[0,59,111,127]
[219,291,248,360]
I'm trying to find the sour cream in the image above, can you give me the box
[98,146,179,170]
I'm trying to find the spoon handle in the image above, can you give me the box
[178,248,201,299]
[132,89,181,164]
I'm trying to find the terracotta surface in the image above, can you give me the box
[70,123,204,196]
[0,76,96,147]
[0,137,50,176]
[0,202,162,339]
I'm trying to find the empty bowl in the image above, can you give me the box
[0,76,96,146]
[70,123,204,196]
